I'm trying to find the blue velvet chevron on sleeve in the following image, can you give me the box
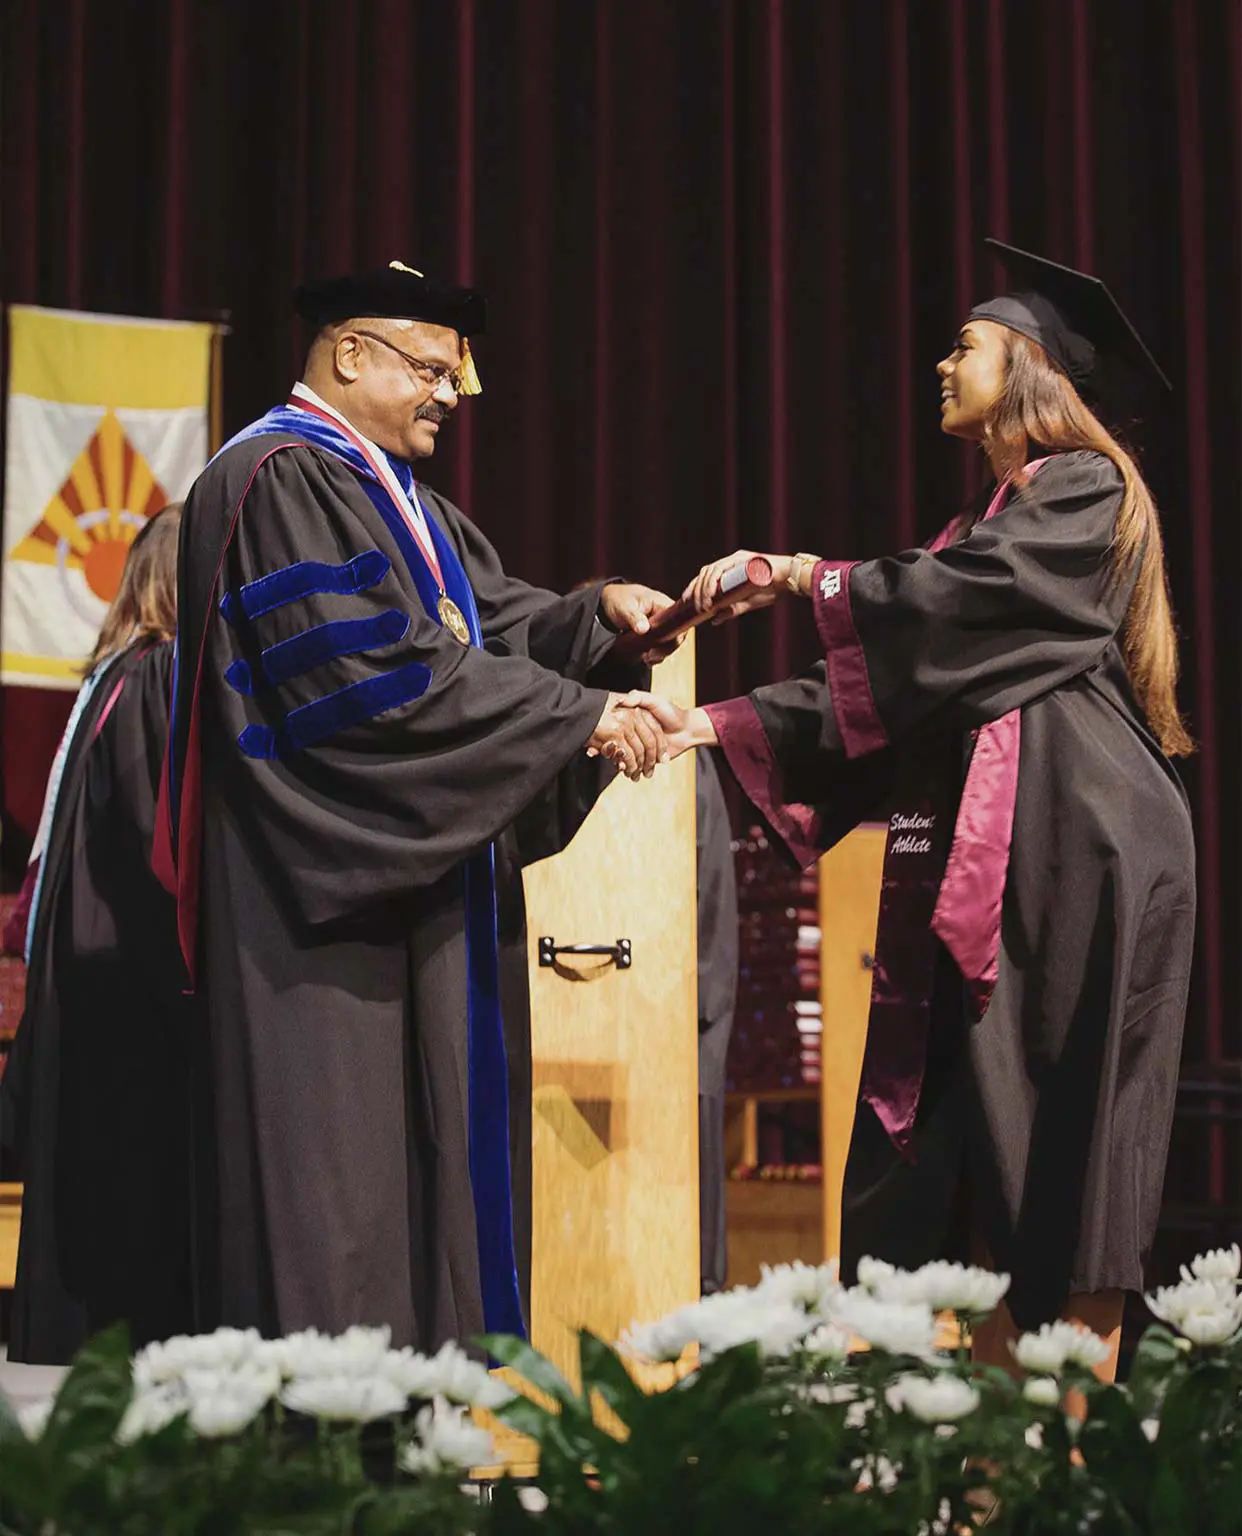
[237,660,433,760]
[224,610,411,696]
[219,549,391,626]
[220,549,427,756]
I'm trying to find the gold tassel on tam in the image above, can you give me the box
[456,337,482,396]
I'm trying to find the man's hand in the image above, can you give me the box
[587,691,669,779]
[599,583,681,663]
[682,551,794,621]
[624,694,718,762]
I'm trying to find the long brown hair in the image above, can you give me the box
[87,503,182,673]
[980,333,1193,757]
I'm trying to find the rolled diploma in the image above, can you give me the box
[611,555,775,659]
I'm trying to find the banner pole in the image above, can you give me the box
[208,323,225,455]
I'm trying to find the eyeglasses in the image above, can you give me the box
[353,328,464,395]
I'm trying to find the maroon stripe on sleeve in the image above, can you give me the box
[703,697,823,870]
[810,560,888,758]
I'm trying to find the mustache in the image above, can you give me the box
[415,402,450,423]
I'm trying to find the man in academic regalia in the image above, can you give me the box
[163,264,674,1349]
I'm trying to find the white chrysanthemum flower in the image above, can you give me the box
[889,1373,980,1423]
[133,1328,262,1389]
[400,1398,494,1476]
[1012,1326,1066,1374]
[755,1259,841,1315]
[624,1289,814,1361]
[695,1294,812,1359]
[182,1361,281,1406]
[1022,1375,1061,1408]
[1011,1320,1110,1375]
[282,1374,408,1422]
[826,1289,938,1359]
[1147,1278,1242,1345]
[269,1325,393,1381]
[1141,1418,1159,1443]
[855,1259,926,1305]
[620,1314,692,1364]
[117,1385,189,1445]
[1176,1303,1242,1347]
[856,1258,1009,1315]
[380,1341,513,1409]
[1024,1423,1044,1450]
[856,1256,896,1292]
[1060,1325,1111,1369]
[1179,1244,1241,1286]
[803,1322,852,1360]
[910,1262,1011,1316]
[188,1384,271,1439]
[17,1399,52,1441]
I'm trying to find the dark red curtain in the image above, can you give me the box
[3,0,1238,1177]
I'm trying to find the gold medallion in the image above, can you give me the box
[437,594,471,644]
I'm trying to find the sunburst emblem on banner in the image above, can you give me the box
[10,409,169,625]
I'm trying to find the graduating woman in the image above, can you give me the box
[647,243,1196,1381]
[3,506,194,1362]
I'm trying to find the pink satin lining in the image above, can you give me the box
[927,458,1052,1009]
[703,697,824,869]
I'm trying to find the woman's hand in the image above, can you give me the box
[587,692,669,779]
[622,695,718,762]
[682,550,794,620]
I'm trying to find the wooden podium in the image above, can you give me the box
[521,639,700,1382]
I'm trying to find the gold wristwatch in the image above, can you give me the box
[786,553,817,595]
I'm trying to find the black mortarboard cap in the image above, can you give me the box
[294,261,485,393]
[970,238,1170,399]
[294,261,485,336]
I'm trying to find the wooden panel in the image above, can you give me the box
[725,1180,823,1288]
[819,826,887,1262]
[0,1183,22,1290]
[522,638,699,1384]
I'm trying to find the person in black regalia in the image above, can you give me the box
[4,506,193,1363]
[161,263,676,1351]
[696,751,739,1294]
[640,242,1196,1383]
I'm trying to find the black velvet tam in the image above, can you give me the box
[294,262,486,336]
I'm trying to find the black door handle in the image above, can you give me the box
[538,937,632,970]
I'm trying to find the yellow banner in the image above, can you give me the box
[2,305,213,688]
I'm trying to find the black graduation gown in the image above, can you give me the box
[171,432,644,1350]
[696,751,739,1292]
[707,452,1195,1326]
[4,641,194,1363]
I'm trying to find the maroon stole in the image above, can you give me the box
[856,461,1049,1154]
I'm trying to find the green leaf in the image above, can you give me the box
[42,1322,134,1457]
[577,1331,643,1422]
[1076,1386,1152,1513]
[477,1335,579,1410]
[0,1392,23,1449]
[1149,1458,1193,1535]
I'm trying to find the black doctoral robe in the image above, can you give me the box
[169,429,645,1350]
[706,451,1195,1326]
[4,641,194,1363]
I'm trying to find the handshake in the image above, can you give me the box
[580,549,807,781]
[587,690,715,779]
[588,691,680,779]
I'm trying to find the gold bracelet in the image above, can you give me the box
[786,553,817,595]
